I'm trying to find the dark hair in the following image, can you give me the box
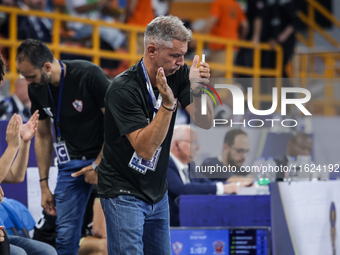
[0,52,5,81]
[224,129,247,147]
[16,39,54,68]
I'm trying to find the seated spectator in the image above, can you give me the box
[0,78,31,121]
[0,0,18,39]
[202,0,248,78]
[167,125,249,226]
[0,111,57,254]
[0,56,55,254]
[65,0,125,52]
[201,128,253,182]
[17,0,52,42]
[0,0,51,42]
[0,112,37,189]
[33,187,107,255]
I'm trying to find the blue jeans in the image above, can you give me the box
[101,192,171,255]
[9,235,57,255]
[54,159,93,255]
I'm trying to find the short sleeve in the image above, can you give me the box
[106,87,148,137]
[210,0,221,19]
[88,65,111,109]
[177,65,190,109]
[28,87,48,120]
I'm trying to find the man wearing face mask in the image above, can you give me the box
[16,39,110,255]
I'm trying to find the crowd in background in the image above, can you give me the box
[0,1,300,254]
[0,0,298,122]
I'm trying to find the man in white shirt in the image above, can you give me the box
[65,0,125,51]
[167,124,248,226]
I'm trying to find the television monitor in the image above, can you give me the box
[170,227,270,255]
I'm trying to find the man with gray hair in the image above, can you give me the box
[97,15,213,254]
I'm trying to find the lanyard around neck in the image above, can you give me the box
[48,60,65,141]
[141,59,162,113]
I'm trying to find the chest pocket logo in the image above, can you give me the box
[72,100,83,112]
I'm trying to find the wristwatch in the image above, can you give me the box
[190,88,202,97]
[91,161,98,171]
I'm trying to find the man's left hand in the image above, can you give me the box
[71,165,98,184]
[189,55,210,92]
[20,110,39,143]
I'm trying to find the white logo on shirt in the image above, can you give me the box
[72,100,83,112]
[43,107,53,117]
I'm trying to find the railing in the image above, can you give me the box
[293,0,340,116]
[294,50,340,115]
[296,0,340,47]
[0,6,146,79]
[0,6,283,109]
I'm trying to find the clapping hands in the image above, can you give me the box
[6,110,39,148]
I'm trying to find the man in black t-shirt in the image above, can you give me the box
[97,15,213,254]
[16,39,110,255]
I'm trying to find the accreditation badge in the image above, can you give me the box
[53,141,71,164]
[128,147,162,175]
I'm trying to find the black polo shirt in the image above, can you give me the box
[29,60,110,159]
[98,60,191,204]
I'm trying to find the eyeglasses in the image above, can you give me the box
[231,147,249,155]
[178,140,200,147]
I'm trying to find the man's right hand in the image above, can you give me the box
[41,188,56,216]
[156,67,175,109]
